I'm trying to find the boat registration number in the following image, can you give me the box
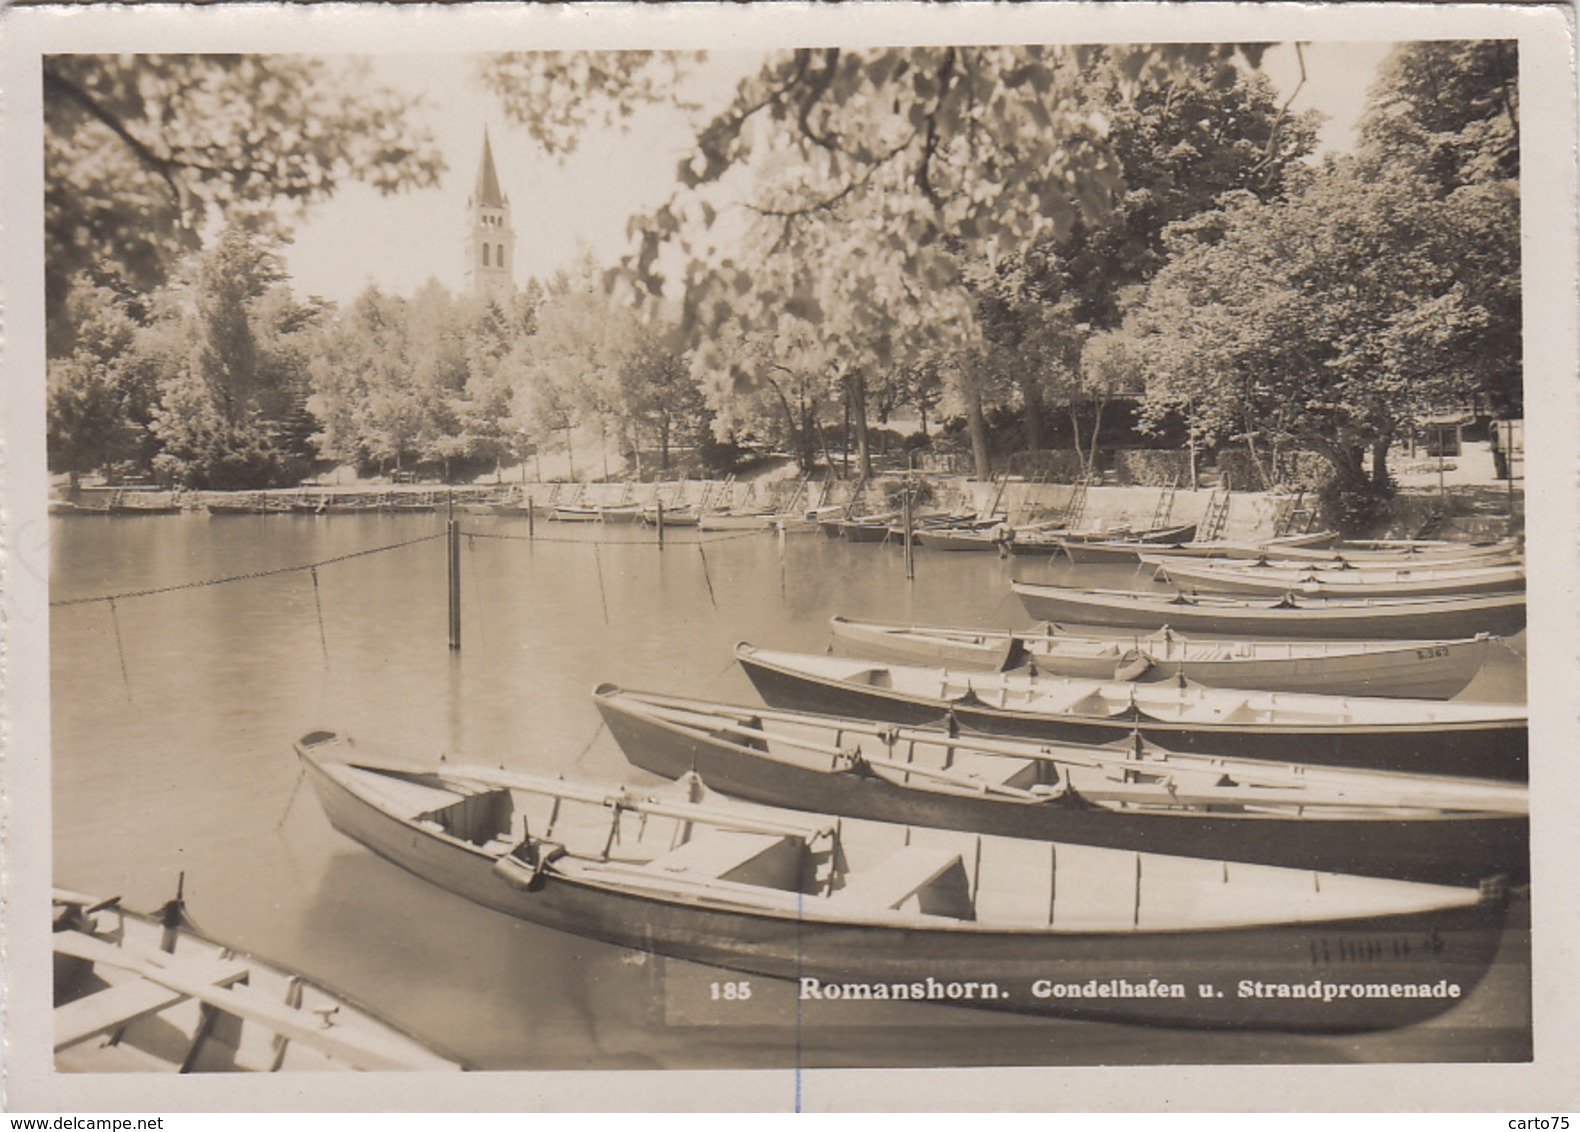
[1415,646,1451,660]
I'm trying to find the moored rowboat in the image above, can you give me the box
[1140,537,1517,565]
[828,616,1495,700]
[298,731,1509,1033]
[1061,530,1336,566]
[594,686,1528,887]
[1010,584,1527,640]
[52,889,463,1072]
[1154,560,1526,599]
[734,643,1527,780]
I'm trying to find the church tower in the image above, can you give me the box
[464,129,515,302]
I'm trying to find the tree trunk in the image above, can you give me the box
[1068,405,1086,477]
[659,417,670,474]
[1024,382,1044,453]
[762,368,806,473]
[849,370,873,481]
[815,419,841,480]
[1087,398,1107,473]
[1371,435,1392,489]
[966,391,992,481]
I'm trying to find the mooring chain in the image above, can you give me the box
[460,528,771,547]
[49,532,446,608]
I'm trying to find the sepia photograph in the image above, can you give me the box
[2,1,1577,1114]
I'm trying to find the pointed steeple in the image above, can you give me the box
[464,128,516,301]
[474,127,507,209]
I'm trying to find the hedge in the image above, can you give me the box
[1215,449,1333,493]
[1112,450,1194,487]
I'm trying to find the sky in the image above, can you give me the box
[280,43,1397,309]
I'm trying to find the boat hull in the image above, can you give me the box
[53,892,462,1072]
[1158,562,1526,599]
[915,529,1006,552]
[829,618,1494,699]
[1012,584,1528,640]
[301,751,1508,1033]
[1059,540,1166,565]
[840,521,895,543]
[736,649,1527,780]
[596,692,1527,887]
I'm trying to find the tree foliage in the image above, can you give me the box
[46,285,158,485]
[1360,40,1519,193]
[1132,162,1510,493]
[134,225,326,489]
[44,53,445,355]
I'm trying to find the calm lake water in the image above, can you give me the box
[49,511,1531,1073]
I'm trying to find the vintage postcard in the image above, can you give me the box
[3,1,1577,1114]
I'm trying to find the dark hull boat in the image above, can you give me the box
[1011,584,1528,640]
[593,686,1528,887]
[734,644,1527,781]
[298,731,1508,1033]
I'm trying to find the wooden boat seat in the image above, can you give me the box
[1032,687,1118,717]
[946,753,1041,790]
[53,934,252,1050]
[827,847,972,918]
[646,831,801,887]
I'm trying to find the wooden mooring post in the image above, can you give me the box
[656,500,665,549]
[447,491,461,651]
[902,486,915,580]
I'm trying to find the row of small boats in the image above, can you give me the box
[296,670,1522,1034]
[293,522,1528,1034]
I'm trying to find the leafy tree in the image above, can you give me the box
[140,224,327,488]
[44,54,444,355]
[618,327,709,475]
[481,47,1273,480]
[968,60,1318,468]
[45,285,156,487]
[1360,40,1518,193]
[1359,40,1521,417]
[1132,161,1508,504]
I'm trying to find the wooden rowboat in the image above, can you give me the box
[298,731,1508,1033]
[734,644,1527,780]
[594,686,1527,887]
[641,504,700,528]
[1011,584,1527,640]
[697,510,776,531]
[1139,537,1515,565]
[1154,560,1526,599]
[550,504,604,523]
[913,527,1011,552]
[1061,531,1334,566]
[52,888,463,1072]
[1141,549,1524,573]
[838,514,901,542]
[827,616,1495,700]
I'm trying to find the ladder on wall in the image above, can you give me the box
[1198,478,1232,542]
[1150,476,1179,531]
[1273,489,1318,537]
[1060,473,1095,530]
